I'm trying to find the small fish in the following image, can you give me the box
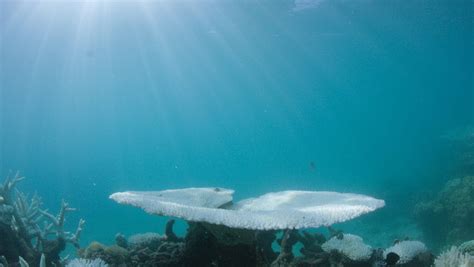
[385,252,400,266]
[309,161,316,170]
[86,49,95,58]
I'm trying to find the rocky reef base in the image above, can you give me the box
[415,175,474,249]
[78,220,436,267]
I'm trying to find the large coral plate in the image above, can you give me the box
[110,188,385,230]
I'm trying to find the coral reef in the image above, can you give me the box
[271,229,299,266]
[414,176,474,248]
[434,246,474,267]
[79,221,186,267]
[0,172,84,266]
[126,232,162,250]
[0,177,450,267]
[442,126,474,175]
[66,258,109,267]
[73,219,434,267]
[460,240,474,256]
[101,186,436,266]
[383,240,428,264]
[321,234,373,262]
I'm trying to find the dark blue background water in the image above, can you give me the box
[1,0,472,247]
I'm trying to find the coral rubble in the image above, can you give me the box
[0,172,84,266]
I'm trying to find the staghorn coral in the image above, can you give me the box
[0,172,85,266]
[0,254,47,267]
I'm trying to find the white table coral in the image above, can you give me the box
[110,188,385,230]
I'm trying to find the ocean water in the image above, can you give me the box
[1,0,472,252]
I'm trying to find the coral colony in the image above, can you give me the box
[2,174,474,266]
[0,172,84,266]
[108,188,385,230]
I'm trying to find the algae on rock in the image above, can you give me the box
[414,176,474,249]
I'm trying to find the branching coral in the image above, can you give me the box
[271,229,299,266]
[0,172,85,266]
[39,200,85,248]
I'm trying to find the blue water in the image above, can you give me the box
[1,0,472,248]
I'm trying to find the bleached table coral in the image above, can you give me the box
[110,187,385,230]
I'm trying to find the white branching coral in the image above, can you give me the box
[434,246,474,267]
[0,172,25,203]
[110,188,385,230]
[40,200,85,248]
[66,258,108,267]
[0,172,85,254]
[321,234,373,261]
[13,192,43,237]
[383,240,427,264]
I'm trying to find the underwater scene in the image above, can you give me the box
[1,0,473,266]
